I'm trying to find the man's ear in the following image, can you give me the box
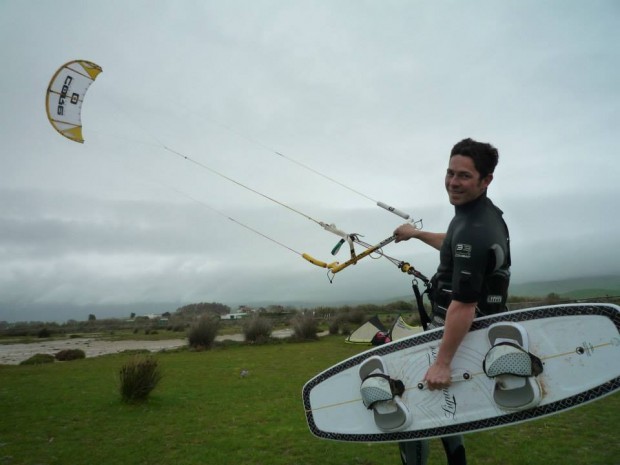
[482,173,494,189]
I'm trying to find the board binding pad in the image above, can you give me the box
[302,303,620,442]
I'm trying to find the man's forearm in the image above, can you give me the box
[434,300,477,366]
[416,231,446,251]
[393,224,446,250]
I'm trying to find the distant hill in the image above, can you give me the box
[376,275,620,306]
[5,274,618,323]
[509,274,620,299]
[185,275,620,311]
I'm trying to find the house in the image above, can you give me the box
[220,312,249,320]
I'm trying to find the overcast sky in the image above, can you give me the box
[1,1,618,322]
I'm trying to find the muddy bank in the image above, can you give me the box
[0,328,296,365]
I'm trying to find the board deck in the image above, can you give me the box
[302,303,620,442]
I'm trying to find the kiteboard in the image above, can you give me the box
[302,303,620,442]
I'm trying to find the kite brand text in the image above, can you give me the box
[57,76,79,115]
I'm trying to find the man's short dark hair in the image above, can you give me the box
[450,138,499,179]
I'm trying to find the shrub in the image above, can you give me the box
[187,315,220,349]
[291,314,318,341]
[20,354,55,365]
[37,328,52,338]
[242,315,273,343]
[55,349,86,361]
[119,349,150,356]
[119,356,162,403]
[329,314,354,336]
[347,308,366,325]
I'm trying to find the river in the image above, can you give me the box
[0,328,295,365]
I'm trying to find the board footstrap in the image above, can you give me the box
[485,322,544,411]
[483,342,543,378]
[358,356,412,431]
[360,373,405,409]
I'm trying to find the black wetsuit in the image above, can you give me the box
[400,193,511,465]
[431,193,511,320]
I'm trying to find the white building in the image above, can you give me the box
[220,312,249,320]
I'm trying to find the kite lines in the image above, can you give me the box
[45,59,426,281]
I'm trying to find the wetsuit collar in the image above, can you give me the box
[455,192,488,214]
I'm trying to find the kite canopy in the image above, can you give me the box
[346,315,423,345]
[45,60,102,143]
[345,315,388,345]
[389,315,423,341]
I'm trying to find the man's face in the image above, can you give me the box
[445,155,492,206]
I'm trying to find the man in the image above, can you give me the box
[393,138,511,465]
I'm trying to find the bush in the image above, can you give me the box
[242,315,273,343]
[346,308,366,325]
[119,356,162,403]
[291,314,318,341]
[20,354,55,365]
[37,328,52,338]
[120,349,150,355]
[329,315,354,336]
[187,315,220,349]
[55,349,86,361]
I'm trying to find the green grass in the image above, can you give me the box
[0,336,618,465]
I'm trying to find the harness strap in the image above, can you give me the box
[412,279,432,330]
[483,342,543,378]
[360,373,405,409]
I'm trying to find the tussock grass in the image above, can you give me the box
[187,314,220,349]
[119,355,162,403]
[55,348,86,361]
[18,353,55,365]
[291,313,319,340]
[0,336,618,465]
[242,315,273,343]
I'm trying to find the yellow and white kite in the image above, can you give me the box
[45,60,102,143]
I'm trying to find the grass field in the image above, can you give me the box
[1,335,618,465]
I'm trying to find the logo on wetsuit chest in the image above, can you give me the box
[455,243,472,259]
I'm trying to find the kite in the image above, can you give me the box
[42,60,429,284]
[45,60,102,143]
